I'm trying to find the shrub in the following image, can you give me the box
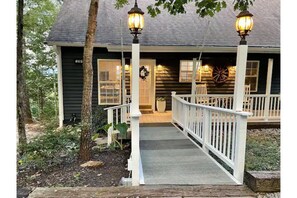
[92,105,108,133]
[18,125,81,171]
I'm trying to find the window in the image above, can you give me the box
[98,59,121,105]
[179,60,202,82]
[245,61,259,92]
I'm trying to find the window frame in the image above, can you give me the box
[179,60,202,83]
[245,60,260,92]
[97,59,122,105]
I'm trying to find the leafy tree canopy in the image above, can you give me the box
[23,0,61,120]
[115,0,255,17]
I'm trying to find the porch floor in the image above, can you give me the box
[140,126,236,185]
[140,111,172,124]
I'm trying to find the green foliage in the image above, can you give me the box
[114,122,129,137]
[157,97,166,101]
[245,131,280,171]
[18,125,81,170]
[23,0,61,122]
[92,106,108,133]
[92,122,129,150]
[73,172,81,181]
[115,0,255,18]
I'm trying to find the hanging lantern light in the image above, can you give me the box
[128,0,144,43]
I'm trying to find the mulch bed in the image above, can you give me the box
[17,148,131,198]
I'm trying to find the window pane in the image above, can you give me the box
[246,68,251,75]
[251,68,258,75]
[179,60,202,82]
[98,60,121,104]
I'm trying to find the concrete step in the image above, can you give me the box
[28,185,257,198]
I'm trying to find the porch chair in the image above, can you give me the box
[196,84,215,106]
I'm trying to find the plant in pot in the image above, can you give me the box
[156,97,166,112]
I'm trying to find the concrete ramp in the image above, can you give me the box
[140,126,237,185]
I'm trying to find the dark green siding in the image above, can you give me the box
[61,47,280,121]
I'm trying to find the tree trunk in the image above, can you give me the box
[39,87,45,119]
[24,89,33,123]
[17,0,27,152]
[79,0,99,161]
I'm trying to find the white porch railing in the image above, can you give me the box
[124,95,132,104]
[172,92,252,184]
[104,103,131,145]
[178,94,280,121]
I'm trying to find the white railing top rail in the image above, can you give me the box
[173,95,252,117]
[104,103,130,111]
[177,93,280,97]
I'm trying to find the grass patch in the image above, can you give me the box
[245,128,280,171]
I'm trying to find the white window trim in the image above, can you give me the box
[97,59,122,105]
[179,60,202,83]
[246,60,260,92]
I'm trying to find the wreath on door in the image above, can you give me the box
[212,66,229,84]
[139,66,149,80]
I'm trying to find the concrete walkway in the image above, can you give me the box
[140,126,236,185]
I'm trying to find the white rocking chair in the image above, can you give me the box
[196,84,215,105]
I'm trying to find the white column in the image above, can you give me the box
[191,58,198,103]
[171,91,176,123]
[264,59,274,120]
[131,43,141,186]
[54,46,64,128]
[107,109,113,146]
[202,109,210,153]
[233,115,248,184]
[233,44,248,111]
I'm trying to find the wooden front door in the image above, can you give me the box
[139,59,155,109]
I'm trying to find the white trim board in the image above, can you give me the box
[47,42,280,54]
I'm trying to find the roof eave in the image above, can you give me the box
[47,41,280,54]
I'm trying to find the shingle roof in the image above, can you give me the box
[47,0,280,48]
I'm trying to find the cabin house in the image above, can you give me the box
[47,0,280,126]
[47,0,280,186]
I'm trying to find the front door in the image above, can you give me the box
[139,59,155,110]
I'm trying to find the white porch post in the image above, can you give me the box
[54,46,64,127]
[233,114,248,184]
[264,59,274,121]
[233,44,248,111]
[191,58,198,103]
[131,43,141,186]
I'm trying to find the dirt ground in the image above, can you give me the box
[17,123,131,198]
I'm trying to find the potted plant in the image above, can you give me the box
[156,97,166,112]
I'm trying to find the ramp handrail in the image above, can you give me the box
[172,92,252,184]
[104,103,130,145]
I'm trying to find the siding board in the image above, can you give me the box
[61,47,280,121]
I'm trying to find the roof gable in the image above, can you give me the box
[47,0,280,49]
